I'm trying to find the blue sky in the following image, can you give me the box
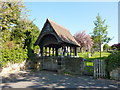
[25,2,118,46]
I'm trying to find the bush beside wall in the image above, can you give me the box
[1,47,28,68]
[105,52,120,79]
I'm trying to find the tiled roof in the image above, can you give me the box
[47,19,79,46]
[35,19,80,47]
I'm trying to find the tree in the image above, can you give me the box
[74,31,93,52]
[0,1,25,42]
[91,14,111,58]
[103,43,109,51]
[0,1,40,56]
[0,1,40,67]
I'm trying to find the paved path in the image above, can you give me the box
[1,70,120,89]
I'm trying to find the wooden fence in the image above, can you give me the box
[81,59,106,78]
[94,59,106,78]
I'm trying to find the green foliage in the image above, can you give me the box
[0,1,25,42]
[0,1,40,67]
[11,19,40,51]
[105,52,120,72]
[91,14,111,58]
[1,30,11,42]
[91,14,111,49]
[84,66,94,76]
[1,44,28,67]
[33,46,40,54]
[103,43,109,51]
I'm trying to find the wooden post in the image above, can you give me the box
[94,59,96,78]
[81,59,85,75]
[55,48,58,56]
[49,47,51,56]
[70,47,71,56]
[63,46,66,56]
[72,47,74,56]
[40,47,43,56]
[45,47,47,56]
[66,46,69,56]
[52,47,54,56]
[75,47,77,56]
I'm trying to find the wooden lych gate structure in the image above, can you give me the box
[35,19,80,71]
[34,19,107,78]
[35,19,80,57]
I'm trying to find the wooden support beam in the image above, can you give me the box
[75,47,77,56]
[70,46,72,56]
[55,48,58,56]
[52,48,54,56]
[49,47,51,56]
[45,47,47,56]
[40,47,43,56]
[63,46,66,56]
[67,46,69,56]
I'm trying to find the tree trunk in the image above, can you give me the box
[80,47,83,54]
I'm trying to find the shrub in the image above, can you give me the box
[111,43,120,50]
[1,46,28,67]
[105,52,120,78]
[103,43,109,51]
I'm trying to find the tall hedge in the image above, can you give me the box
[1,44,28,67]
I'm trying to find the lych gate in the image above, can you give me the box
[34,20,106,77]
[35,19,80,71]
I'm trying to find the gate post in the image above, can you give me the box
[81,58,85,75]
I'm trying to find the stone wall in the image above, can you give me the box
[0,57,42,75]
[110,68,120,80]
[25,57,42,71]
[36,56,83,75]
[0,61,26,76]
[0,56,83,76]
[63,57,83,75]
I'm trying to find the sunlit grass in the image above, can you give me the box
[78,51,111,60]
[85,62,94,66]
[78,51,111,67]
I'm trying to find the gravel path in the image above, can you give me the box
[1,70,120,89]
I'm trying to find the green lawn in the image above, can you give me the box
[78,51,111,74]
[78,51,111,67]
[78,51,111,60]
[65,51,111,74]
